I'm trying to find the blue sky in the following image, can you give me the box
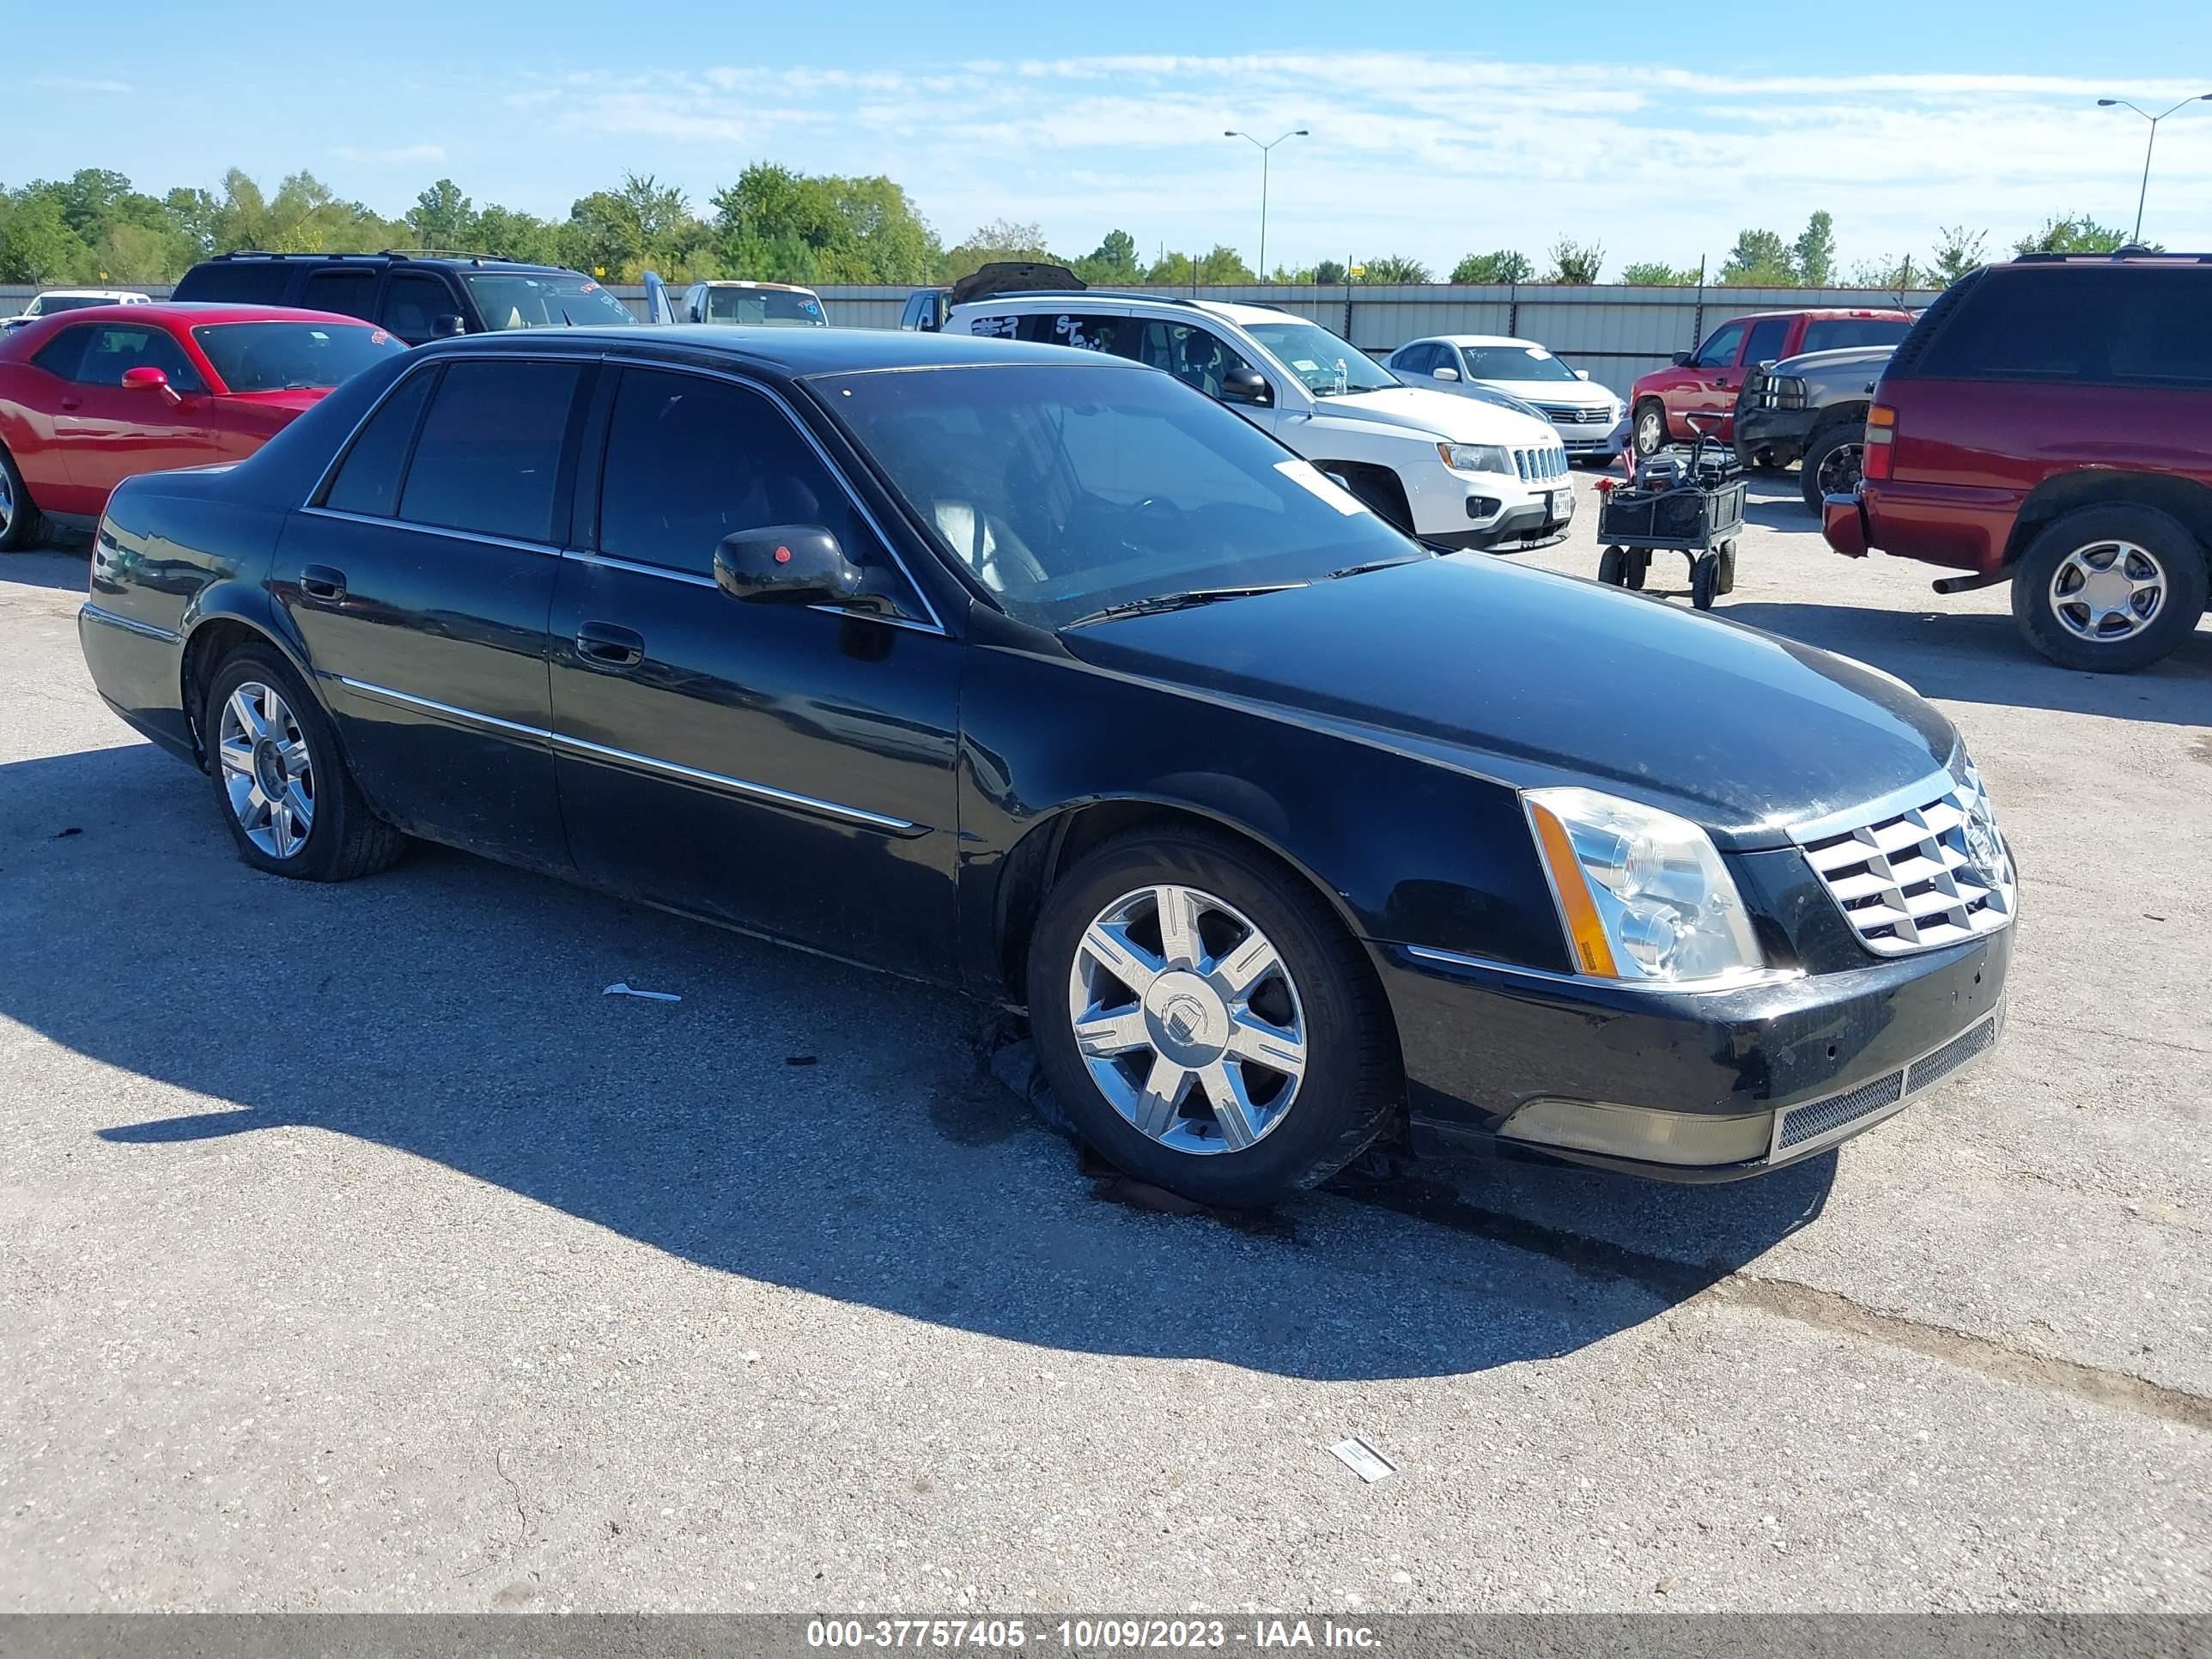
[17,0,2212,276]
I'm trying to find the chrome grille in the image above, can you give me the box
[1513,445,1566,482]
[1777,1070,1901,1151]
[1538,404,1607,424]
[1792,764,2015,957]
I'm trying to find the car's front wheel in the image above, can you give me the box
[203,646,405,881]
[0,445,45,552]
[1027,827,1401,1208]
[1632,400,1668,458]
[1801,424,1865,513]
[2009,505,2209,674]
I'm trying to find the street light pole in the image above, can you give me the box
[2097,94,2212,242]
[1224,128,1309,282]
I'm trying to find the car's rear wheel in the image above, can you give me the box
[1632,400,1668,458]
[1801,424,1864,514]
[2009,505,2209,674]
[0,445,44,552]
[1026,827,1401,1208]
[203,646,405,881]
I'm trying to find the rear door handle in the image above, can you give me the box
[575,620,645,668]
[300,564,347,602]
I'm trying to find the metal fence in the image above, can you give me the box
[6,279,1943,399]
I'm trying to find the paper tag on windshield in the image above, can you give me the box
[1276,459,1371,516]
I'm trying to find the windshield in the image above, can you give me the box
[705,287,825,326]
[1240,319,1399,395]
[38,295,122,316]
[191,321,409,392]
[463,271,636,331]
[822,362,1418,630]
[1460,343,1580,384]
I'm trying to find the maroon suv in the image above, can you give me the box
[1824,251,2212,672]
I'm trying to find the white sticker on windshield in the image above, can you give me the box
[1292,360,1321,373]
[1276,459,1371,516]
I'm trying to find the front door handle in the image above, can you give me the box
[575,620,645,668]
[300,564,347,602]
[59,397,82,412]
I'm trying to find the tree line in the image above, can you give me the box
[0,166,2139,291]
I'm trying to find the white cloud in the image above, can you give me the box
[35,75,131,94]
[334,143,447,165]
[516,52,2212,271]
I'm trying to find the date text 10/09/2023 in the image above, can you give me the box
[806,1621,1381,1651]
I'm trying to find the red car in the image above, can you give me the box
[1630,307,1916,456]
[0,302,407,550]
[1824,250,2211,673]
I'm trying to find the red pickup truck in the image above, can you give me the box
[1631,307,1916,457]
[1822,251,2212,673]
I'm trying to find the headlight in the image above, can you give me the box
[1438,442,1513,475]
[1524,787,1766,985]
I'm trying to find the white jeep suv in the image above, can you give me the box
[941,293,1573,551]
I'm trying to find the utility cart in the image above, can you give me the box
[1595,411,1747,610]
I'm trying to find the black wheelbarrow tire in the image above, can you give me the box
[1716,540,1737,596]
[1598,546,1626,586]
[1691,552,1722,611]
[1626,548,1651,590]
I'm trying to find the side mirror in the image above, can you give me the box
[432,313,466,338]
[1431,367,1461,382]
[121,366,181,403]
[1574,368,1591,381]
[1219,367,1273,408]
[713,525,864,608]
[1670,351,1691,367]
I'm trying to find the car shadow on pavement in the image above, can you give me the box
[1,740,1838,1384]
[0,548,94,595]
[1723,599,2212,722]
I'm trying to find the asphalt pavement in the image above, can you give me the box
[3,477,2207,1612]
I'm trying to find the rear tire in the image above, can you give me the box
[0,445,44,552]
[1691,552,1721,611]
[1632,400,1668,459]
[1026,827,1401,1209]
[1801,424,1865,514]
[1598,546,1626,586]
[2008,504,2208,674]
[203,646,404,882]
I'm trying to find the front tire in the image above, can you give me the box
[203,647,404,881]
[1026,828,1401,1208]
[0,445,44,552]
[1801,424,1864,514]
[2008,505,2208,674]
[1632,400,1668,459]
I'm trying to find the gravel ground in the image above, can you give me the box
[2,475,2208,1613]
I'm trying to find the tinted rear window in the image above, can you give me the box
[1800,317,1913,354]
[398,360,583,544]
[173,262,294,306]
[1914,268,2212,386]
[192,321,406,392]
[323,368,435,519]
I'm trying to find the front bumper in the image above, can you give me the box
[1734,405,1815,466]
[1423,476,1577,553]
[1373,920,2011,1182]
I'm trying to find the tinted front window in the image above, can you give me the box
[384,271,462,343]
[1915,270,2212,386]
[463,272,635,331]
[1390,343,1438,374]
[34,295,120,316]
[1132,321,1261,398]
[1742,318,1792,366]
[301,268,380,322]
[1460,343,1579,383]
[67,325,205,392]
[399,360,583,543]
[823,362,1413,630]
[174,263,291,306]
[1241,319,1398,393]
[597,368,889,595]
[322,368,435,519]
[192,322,406,392]
[702,287,825,326]
[1801,317,1913,354]
[1692,321,1747,368]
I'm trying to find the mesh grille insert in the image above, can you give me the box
[1778,1071,1904,1150]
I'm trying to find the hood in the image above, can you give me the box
[1772,343,1897,379]
[1472,376,1618,410]
[1060,555,1956,848]
[1306,385,1557,447]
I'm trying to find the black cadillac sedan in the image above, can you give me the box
[77,326,2014,1207]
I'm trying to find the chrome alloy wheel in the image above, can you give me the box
[0,465,15,536]
[2049,540,2167,642]
[1635,405,1664,454]
[216,681,316,859]
[1065,884,1308,1156]
[1814,440,1863,498]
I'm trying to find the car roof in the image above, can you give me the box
[1414,334,1547,349]
[193,251,573,273]
[1720,307,1914,320]
[416,324,1136,377]
[693,280,820,293]
[46,301,392,327]
[948,291,1300,327]
[37,288,146,299]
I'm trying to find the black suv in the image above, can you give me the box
[169,252,638,346]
